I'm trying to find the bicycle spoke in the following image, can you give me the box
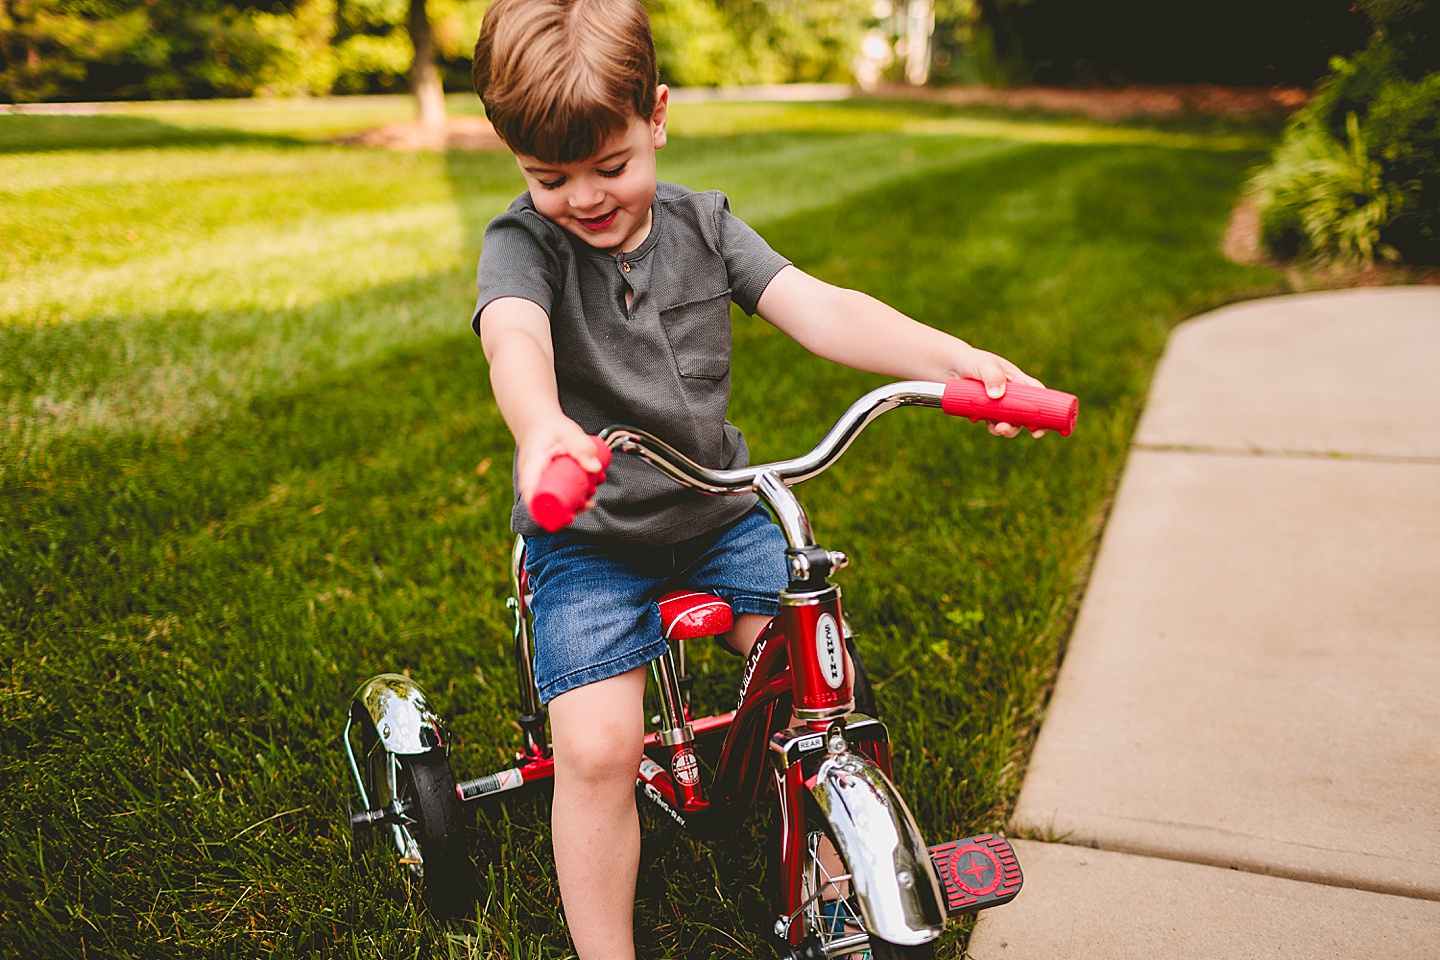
[802,829,869,955]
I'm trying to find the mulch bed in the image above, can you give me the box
[1223,195,1439,285]
[331,115,505,151]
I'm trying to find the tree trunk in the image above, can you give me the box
[905,0,934,86]
[409,0,445,127]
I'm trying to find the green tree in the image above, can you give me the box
[648,0,866,87]
[1,0,153,102]
[1,0,339,102]
[408,0,443,124]
[649,0,745,87]
[1,0,870,103]
[332,0,485,99]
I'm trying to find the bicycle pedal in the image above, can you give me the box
[928,834,1022,916]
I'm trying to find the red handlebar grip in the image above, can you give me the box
[529,437,613,532]
[941,379,1078,436]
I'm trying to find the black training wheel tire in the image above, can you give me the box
[396,751,471,918]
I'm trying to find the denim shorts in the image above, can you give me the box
[523,506,788,704]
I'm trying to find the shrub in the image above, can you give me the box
[1306,43,1404,137]
[1369,72,1440,260]
[1252,0,1439,265]
[1253,112,1402,264]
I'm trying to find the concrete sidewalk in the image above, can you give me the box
[968,287,1440,958]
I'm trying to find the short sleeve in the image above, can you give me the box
[472,200,565,335]
[712,194,790,316]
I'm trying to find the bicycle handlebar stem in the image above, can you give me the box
[753,469,812,552]
[599,381,946,551]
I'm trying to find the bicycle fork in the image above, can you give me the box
[762,476,1019,953]
[774,724,1028,951]
[772,719,948,951]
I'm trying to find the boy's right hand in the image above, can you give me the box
[516,417,607,515]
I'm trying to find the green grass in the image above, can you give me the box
[0,95,1283,958]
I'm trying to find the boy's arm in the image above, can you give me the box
[754,265,1043,437]
[479,296,603,506]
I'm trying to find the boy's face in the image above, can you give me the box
[513,87,669,256]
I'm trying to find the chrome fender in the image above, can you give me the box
[349,673,445,756]
[809,750,946,947]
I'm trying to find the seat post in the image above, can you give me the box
[673,637,693,712]
[650,646,707,809]
[650,648,694,747]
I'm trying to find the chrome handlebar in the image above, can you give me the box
[599,381,946,549]
[598,380,945,494]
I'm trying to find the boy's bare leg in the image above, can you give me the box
[547,665,648,960]
[723,612,771,659]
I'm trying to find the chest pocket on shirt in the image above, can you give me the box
[660,290,733,380]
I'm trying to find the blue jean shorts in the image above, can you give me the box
[523,506,788,704]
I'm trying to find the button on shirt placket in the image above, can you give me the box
[618,256,642,318]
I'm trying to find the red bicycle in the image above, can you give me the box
[345,377,1076,957]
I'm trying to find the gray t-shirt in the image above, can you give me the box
[473,181,790,546]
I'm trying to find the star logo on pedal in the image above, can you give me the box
[945,844,1002,896]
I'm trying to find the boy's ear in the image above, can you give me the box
[651,84,669,149]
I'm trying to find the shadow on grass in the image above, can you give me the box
[0,113,310,153]
[0,330,525,954]
[0,321,784,956]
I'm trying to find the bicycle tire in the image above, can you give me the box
[788,644,935,959]
[394,751,472,918]
[869,937,937,960]
[795,816,937,960]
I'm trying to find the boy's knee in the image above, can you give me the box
[555,730,643,786]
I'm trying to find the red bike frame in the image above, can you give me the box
[436,379,1053,953]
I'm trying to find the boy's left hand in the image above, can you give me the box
[952,348,1048,439]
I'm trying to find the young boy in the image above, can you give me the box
[471,1,1041,956]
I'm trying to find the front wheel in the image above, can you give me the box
[796,822,937,960]
[790,642,934,959]
[870,938,938,960]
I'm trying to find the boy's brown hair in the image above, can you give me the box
[473,0,659,164]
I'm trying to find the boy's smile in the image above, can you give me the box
[514,87,669,256]
[578,209,619,232]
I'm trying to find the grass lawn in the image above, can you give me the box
[0,94,1284,958]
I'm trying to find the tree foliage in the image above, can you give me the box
[0,0,488,102]
[4,0,1415,105]
[2,0,340,101]
[0,0,871,103]
[650,0,868,87]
